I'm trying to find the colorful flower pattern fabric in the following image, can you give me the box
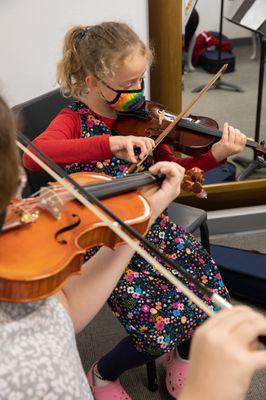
[66,102,229,356]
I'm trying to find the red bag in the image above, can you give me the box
[192,31,232,66]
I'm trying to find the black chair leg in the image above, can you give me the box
[146,361,158,392]
[200,221,210,253]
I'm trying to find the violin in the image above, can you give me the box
[0,168,204,302]
[114,100,266,159]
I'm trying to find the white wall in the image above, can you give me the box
[1,0,252,107]
[196,0,252,39]
[0,0,148,106]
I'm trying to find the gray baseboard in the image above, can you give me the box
[206,205,266,235]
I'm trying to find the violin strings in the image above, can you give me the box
[20,173,159,217]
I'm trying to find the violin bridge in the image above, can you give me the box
[157,109,166,125]
[39,187,64,219]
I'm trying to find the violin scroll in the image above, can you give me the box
[181,167,207,198]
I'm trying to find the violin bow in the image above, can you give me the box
[17,133,229,317]
[17,135,266,346]
[127,64,228,174]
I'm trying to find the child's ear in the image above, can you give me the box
[85,74,98,90]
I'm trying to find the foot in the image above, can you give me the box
[87,362,132,400]
[165,350,189,399]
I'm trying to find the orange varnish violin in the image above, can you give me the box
[0,169,204,303]
[0,172,152,303]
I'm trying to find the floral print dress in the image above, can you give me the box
[65,102,229,357]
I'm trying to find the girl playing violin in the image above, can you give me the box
[23,22,247,399]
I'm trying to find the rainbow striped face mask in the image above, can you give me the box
[101,79,145,112]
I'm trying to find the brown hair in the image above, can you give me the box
[0,96,19,213]
[57,21,153,98]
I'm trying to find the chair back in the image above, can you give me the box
[13,89,73,196]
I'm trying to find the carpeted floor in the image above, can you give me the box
[76,44,266,399]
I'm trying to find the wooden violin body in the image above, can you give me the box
[114,101,266,159]
[0,172,152,302]
[0,167,205,303]
[114,101,219,156]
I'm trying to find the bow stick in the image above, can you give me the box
[127,64,228,174]
[16,133,229,317]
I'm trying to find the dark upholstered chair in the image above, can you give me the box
[13,89,210,392]
[13,88,72,197]
[168,202,210,252]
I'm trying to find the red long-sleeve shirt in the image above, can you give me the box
[23,108,223,172]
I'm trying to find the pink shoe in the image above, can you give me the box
[87,362,132,400]
[165,351,189,399]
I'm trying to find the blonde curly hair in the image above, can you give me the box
[57,21,153,99]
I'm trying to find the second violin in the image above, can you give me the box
[114,100,266,159]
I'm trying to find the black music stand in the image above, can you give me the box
[192,0,243,93]
[227,0,266,180]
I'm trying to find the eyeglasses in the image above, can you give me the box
[101,78,144,93]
